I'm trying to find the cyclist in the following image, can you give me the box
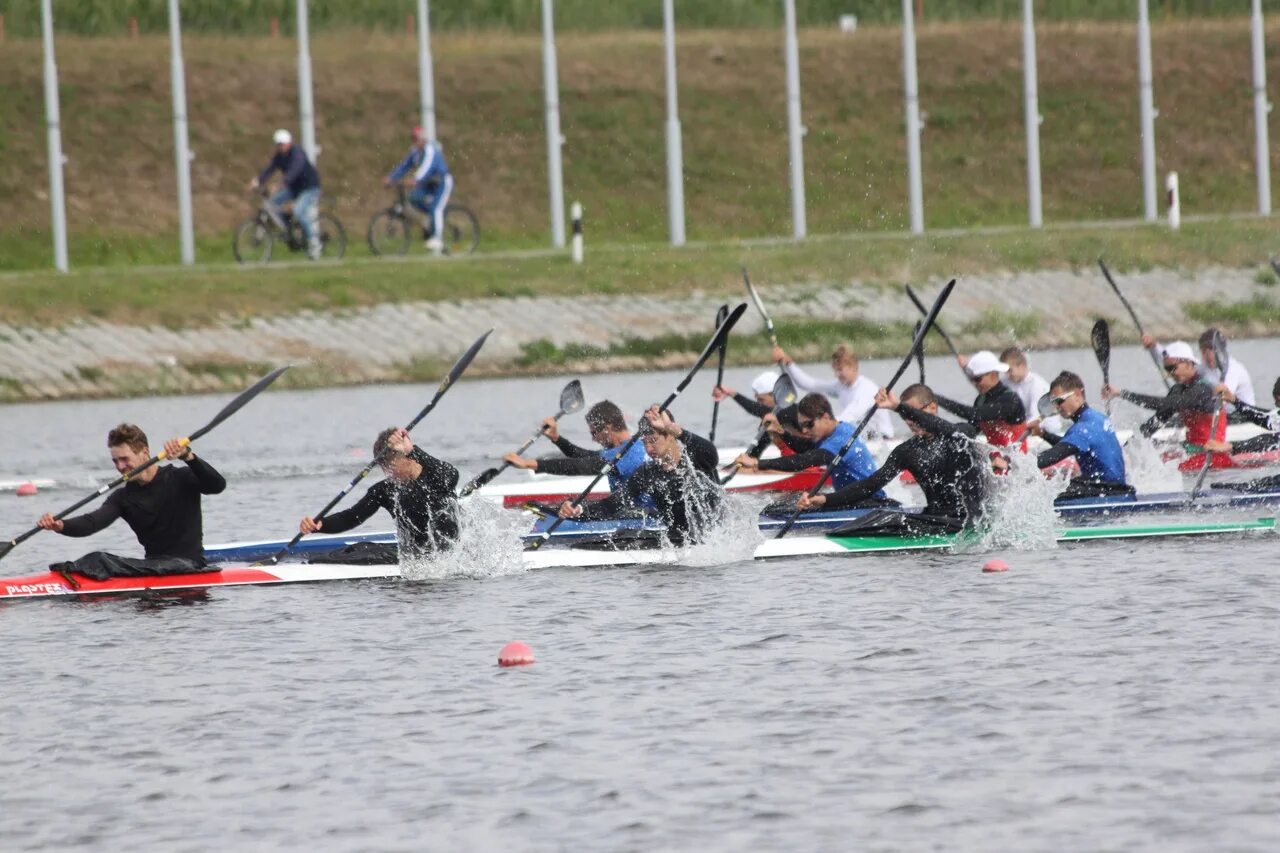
[384,126,453,255]
[247,129,322,260]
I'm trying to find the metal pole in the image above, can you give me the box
[417,0,437,141]
[1137,0,1157,221]
[662,0,686,246]
[901,0,924,233]
[169,0,195,265]
[783,0,806,240]
[1251,0,1271,216]
[541,0,566,248]
[40,0,68,272]
[1021,0,1043,228]
[296,0,317,161]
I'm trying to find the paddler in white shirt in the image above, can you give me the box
[771,343,895,439]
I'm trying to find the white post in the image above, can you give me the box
[40,0,68,272]
[783,0,807,240]
[662,0,686,247]
[901,0,924,234]
[571,201,584,263]
[1251,0,1271,216]
[416,0,437,142]
[296,0,318,161]
[1021,0,1043,228]
[168,0,195,265]
[541,0,566,248]
[1166,172,1180,230]
[1137,0,1157,222]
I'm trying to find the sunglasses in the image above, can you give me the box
[1049,393,1072,406]
[798,417,817,430]
[1164,361,1192,373]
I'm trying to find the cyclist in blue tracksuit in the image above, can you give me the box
[384,126,453,254]
[248,129,322,259]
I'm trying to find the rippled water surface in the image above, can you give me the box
[3,344,1279,850]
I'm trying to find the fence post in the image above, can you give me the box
[1251,0,1272,216]
[541,0,566,248]
[901,0,924,234]
[1137,0,1158,221]
[41,0,69,272]
[783,0,806,240]
[1166,172,1180,230]
[571,202,584,263]
[662,0,686,246]
[169,0,195,265]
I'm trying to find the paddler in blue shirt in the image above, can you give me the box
[733,393,895,507]
[1013,370,1132,502]
[504,400,649,499]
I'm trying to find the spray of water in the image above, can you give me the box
[400,497,529,581]
[1123,433,1183,494]
[973,448,1064,553]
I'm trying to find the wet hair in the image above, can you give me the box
[797,393,833,420]
[107,423,149,453]
[636,407,675,437]
[999,347,1027,367]
[776,404,801,432]
[373,427,403,463]
[900,383,935,408]
[1049,370,1085,394]
[1198,327,1222,351]
[831,344,859,368]
[585,401,627,433]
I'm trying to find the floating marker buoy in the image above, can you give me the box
[498,641,535,667]
[982,558,1009,574]
[15,482,38,497]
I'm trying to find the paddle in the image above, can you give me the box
[1091,318,1114,415]
[719,372,798,486]
[774,279,957,540]
[261,330,491,566]
[0,365,291,562]
[912,320,926,384]
[527,303,748,550]
[905,283,961,361]
[743,268,782,362]
[457,379,585,498]
[1097,258,1170,390]
[709,304,730,444]
[1190,330,1230,498]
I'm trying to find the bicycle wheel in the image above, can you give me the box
[367,210,411,257]
[316,213,348,260]
[233,217,274,264]
[441,205,480,256]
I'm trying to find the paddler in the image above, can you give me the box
[37,423,226,580]
[557,406,722,545]
[771,343,896,439]
[1000,347,1050,421]
[1101,340,1229,469]
[712,370,781,418]
[1203,378,1280,492]
[732,393,895,507]
[795,384,988,535]
[300,427,458,563]
[1011,371,1133,501]
[938,350,1028,446]
[503,400,648,491]
[714,371,813,458]
[1143,329,1255,409]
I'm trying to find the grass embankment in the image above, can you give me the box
[1,19,1277,271]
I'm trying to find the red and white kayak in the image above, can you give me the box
[475,468,824,508]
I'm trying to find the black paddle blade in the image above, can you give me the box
[715,304,730,329]
[461,467,502,494]
[189,365,291,443]
[1090,319,1111,385]
[560,379,585,415]
[406,329,492,432]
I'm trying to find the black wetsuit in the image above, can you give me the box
[577,431,723,545]
[936,381,1026,446]
[537,435,609,477]
[1120,382,1217,439]
[1211,402,1280,493]
[316,447,459,561]
[51,456,226,580]
[731,393,770,419]
[821,405,986,525]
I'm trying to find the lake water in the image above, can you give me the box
[2,342,1279,850]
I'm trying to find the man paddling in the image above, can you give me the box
[772,343,896,438]
[1000,347,1050,421]
[938,350,1027,446]
[558,406,722,545]
[1143,329,1255,408]
[796,384,988,534]
[37,424,226,580]
[712,370,781,418]
[1203,379,1280,491]
[1017,371,1132,502]
[503,401,649,495]
[1101,341,1229,469]
[300,427,459,563]
[733,393,894,507]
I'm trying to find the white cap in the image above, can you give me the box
[1162,341,1199,364]
[967,350,1009,376]
[272,129,293,145]
[751,370,781,396]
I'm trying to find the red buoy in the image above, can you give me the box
[15,482,37,497]
[498,641,535,667]
[982,558,1010,574]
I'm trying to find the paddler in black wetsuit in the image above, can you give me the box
[796,384,989,535]
[557,406,723,546]
[39,423,226,580]
[937,350,1027,447]
[713,371,814,457]
[301,427,459,564]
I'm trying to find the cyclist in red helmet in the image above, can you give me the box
[384,126,453,255]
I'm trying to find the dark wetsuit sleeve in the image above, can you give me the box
[1036,441,1077,469]
[1039,430,1063,446]
[1232,433,1280,454]
[59,492,124,538]
[732,393,770,419]
[184,455,227,494]
[1126,384,1214,437]
[1234,403,1275,430]
[409,447,459,492]
[537,455,605,477]
[319,486,384,535]
[757,446,833,472]
[935,394,976,421]
[821,449,903,510]
[574,467,649,520]
[898,404,979,438]
[780,434,816,453]
[552,435,598,459]
[677,430,720,478]
[978,389,1025,423]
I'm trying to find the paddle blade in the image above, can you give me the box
[188,365,291,442]
[560,379,585,415]
[1210,328,1229,377]
[460,467,501,495]
[1090,318,1111,384]
[715,304,730,329]
[772,373,798,410]
[406,329,492,431]
[1036,392,1056,420]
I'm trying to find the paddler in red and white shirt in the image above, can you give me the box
[934,350,1028,447]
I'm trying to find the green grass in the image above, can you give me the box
[1184,294,1280,326]
[961,308,1041,341]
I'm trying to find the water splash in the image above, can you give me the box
[1123,433,1183,494]
[675,491,766,567]
[401,498,529,581]
[974,449,1064,552]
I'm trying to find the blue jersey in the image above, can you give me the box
[600,441,649,494]
[1060,406,1126,484]
[819,421,883,494]
[388,142,450,187]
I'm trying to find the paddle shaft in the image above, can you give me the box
[743,268,780,351]
[1190,334,1230,497]
[709,305,730,444]
[1097,258,1170,390]
[905,284,960,360]
[457,405,571,497]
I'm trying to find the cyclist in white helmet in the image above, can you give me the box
[248,129,322,260]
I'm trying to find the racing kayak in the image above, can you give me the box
[3,518,1272,600]
[475,468,823,508]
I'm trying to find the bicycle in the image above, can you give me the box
[233,189,347,263]
[366,185,480,257]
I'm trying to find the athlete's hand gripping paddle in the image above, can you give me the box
[527,304,748,551]
[720,373,798,486]
[1190,330,1230,498]
[458,379,585,497]
[709,304,730,444]
[0,365,291,562]
[775,279,957,540]
[262,330,491,566]
[1098,257,1170,390]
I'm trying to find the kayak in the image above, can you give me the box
[4,517,1272,600]
[475,468,823,509]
